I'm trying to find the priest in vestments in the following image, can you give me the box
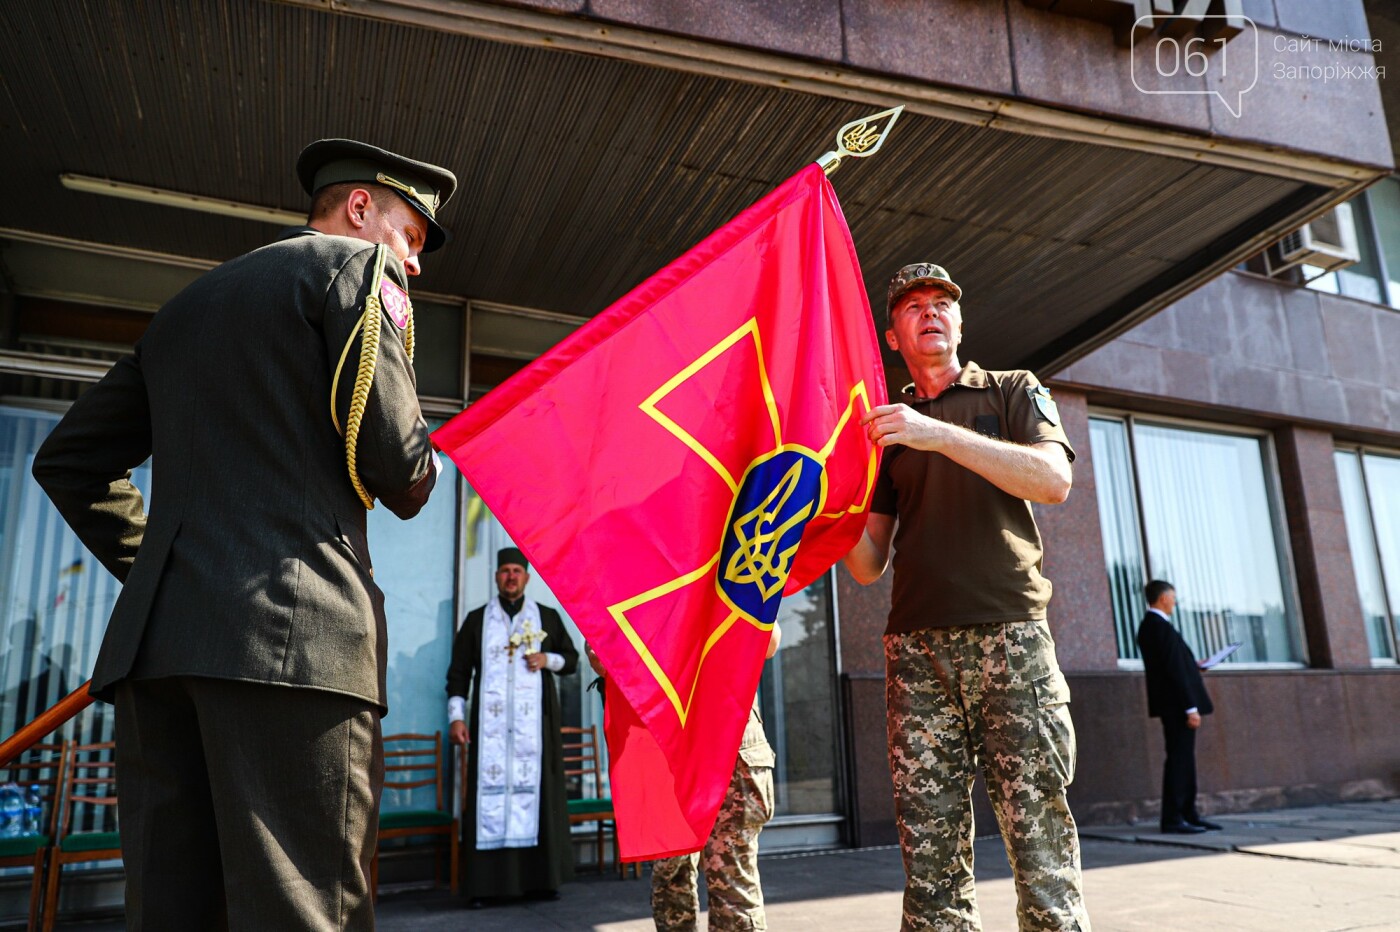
[447,547,579,905]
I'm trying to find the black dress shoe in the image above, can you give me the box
[1189,818,1223,831]
[1160,820,1208,834]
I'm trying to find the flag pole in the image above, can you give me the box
[0,105,907,775]
[0,681,93,767]
[816,105,906,175]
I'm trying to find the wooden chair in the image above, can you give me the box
[372,732,458,897]
[43,741,119,932]
[562,725,632,875]
[0,741,67,932]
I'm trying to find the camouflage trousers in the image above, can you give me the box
[885,621,1091,932]
[651,755,774,931]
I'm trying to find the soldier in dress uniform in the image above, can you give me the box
[33,138,455,930]
[843,264,1091,931]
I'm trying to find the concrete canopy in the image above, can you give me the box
[0,0,1382,377]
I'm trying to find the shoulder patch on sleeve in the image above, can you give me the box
[1027,385,1059,425]
[379,278,411,330]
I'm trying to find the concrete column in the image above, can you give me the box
[1273,425,1372,669]
[1034,388,1120,672]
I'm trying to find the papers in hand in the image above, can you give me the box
[1199,642,1243,670]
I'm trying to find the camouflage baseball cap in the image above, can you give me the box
[886,262,962,313]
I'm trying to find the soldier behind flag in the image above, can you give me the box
[32,138,453,928]
[843,264,1091,931]
[446,547,579,907]
[587,627,779,932]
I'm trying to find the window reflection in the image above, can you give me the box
[1334,451,1395,659]
[1089,416,1303,664]
[0,404,131,836]
[1088,418,1148,660]
[759,575,838,818]
[1359,454,1400,649]
[368,418,460,814]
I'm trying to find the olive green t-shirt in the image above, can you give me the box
[870,362,1075,634]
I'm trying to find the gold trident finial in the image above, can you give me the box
[817,105,905,176]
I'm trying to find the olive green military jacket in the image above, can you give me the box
[32,228,437,711]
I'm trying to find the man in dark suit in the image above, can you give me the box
[1136,579,1222,834]
[33,139,455,929]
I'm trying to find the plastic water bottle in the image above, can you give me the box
[0,784,23,838]
[24,786,43,837]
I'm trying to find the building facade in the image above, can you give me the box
[1,0,1396,914]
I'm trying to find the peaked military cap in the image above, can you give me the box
[886,262,963,314]
[296,138,457,252]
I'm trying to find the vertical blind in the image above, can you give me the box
[0,405,132,837]
[1088,418,1148,660]
[1335,449,1400,660]
[1089,416,1302,664]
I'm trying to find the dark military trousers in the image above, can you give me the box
[115,676,382,931]
[884,621,1090,932]
[650,753,774,931]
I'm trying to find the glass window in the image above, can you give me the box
[1368,177,1400,308]
[1306,178,1400,308]
[0,404,135,837]
[758,574,838,819]
[1305,193,1385,304]
[1336,449,1400,661]
[371,418,461,815]
[1088,418,1148,660]
[1088,416,1303,664]
[411,301,466,399]
[1334,450,1396,660]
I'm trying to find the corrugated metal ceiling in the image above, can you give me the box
[0,0,1321,372]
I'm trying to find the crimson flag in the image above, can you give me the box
[433,164,885,859]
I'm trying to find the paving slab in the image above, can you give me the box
[1238,839,1400,869]
[1102,824,1346,852]
[1212,809,1326,823]
[1124,829,1240,851]
[1334,832,1400,853]
[1079,824,1142,841]
[1289,818,1400,833]
[1323,801,1400,814]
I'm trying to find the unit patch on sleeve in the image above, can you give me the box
[380,278,411,330]
[1028,385,1059,425]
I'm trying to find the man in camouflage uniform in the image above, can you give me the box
[844,264,1090,931]
[650,698,775,932]
[586,629,778,932]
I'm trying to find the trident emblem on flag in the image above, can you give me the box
[607,318,875,727]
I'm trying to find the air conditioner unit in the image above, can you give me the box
[1264,203,1361,277]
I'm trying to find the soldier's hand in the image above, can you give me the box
[862,404,951,452]
[585,643,607,677]
[1186,711,1202,729]
[449,720,469,745]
